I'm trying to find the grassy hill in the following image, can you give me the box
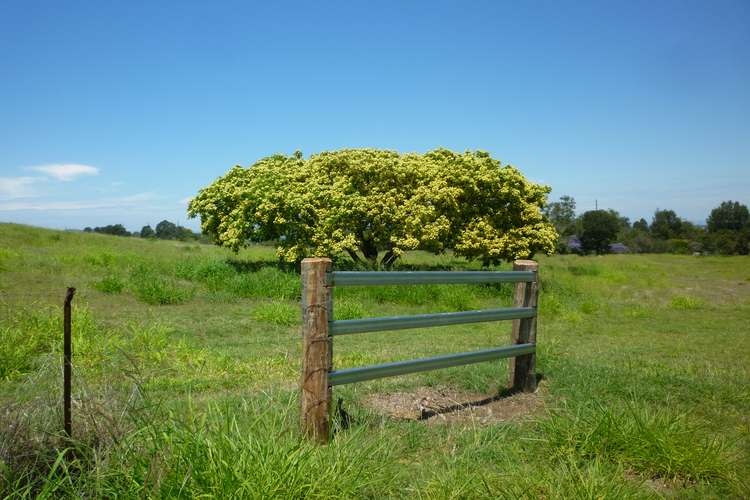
[1,223,749,498]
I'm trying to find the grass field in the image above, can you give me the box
[1,222,749,498]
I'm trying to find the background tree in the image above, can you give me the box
[155,220,179,240]
[704,201,749,255]
[140,225,155,238]
[544,195,576,253]
[632,218,649,232]
[92,224,130,237]
[544,195,576,235]
[579,210,620,254]
[188,149,557,268]
[650,209,683,239]
[706,201,749,232]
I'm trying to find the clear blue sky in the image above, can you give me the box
[1,0,748,231]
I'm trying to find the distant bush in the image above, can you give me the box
[231,268,300,300]
[250,301,298,326]
[84,224,130,237]
[130,266,194,305]
[94,275,125,294]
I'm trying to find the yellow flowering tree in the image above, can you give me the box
[188,148,557,267]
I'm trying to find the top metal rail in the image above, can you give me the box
[329,270,535,286]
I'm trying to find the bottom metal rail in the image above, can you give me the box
[328,343,535,386]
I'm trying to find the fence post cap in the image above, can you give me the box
[513,259,538,268]
[301,257,332,263]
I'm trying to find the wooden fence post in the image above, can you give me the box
[509,260,538,392]
[300,257,332,442]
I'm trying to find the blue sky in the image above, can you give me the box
[1,0,748,231]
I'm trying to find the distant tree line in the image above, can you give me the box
[544,197,749,256]
[84,220,207,242]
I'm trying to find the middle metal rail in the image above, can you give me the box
[329,307,536,336]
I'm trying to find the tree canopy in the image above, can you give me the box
[650,209,683,239]
[84,224,130,237]
[140,225,155,238]
[579,210,620,254]
[544,195,577,237]
[706,201,749,232]
[188,149,557,267]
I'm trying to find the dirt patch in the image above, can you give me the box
[624,470,677,495]
[364,385,545,425]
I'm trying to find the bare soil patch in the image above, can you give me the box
[364,385,545,425]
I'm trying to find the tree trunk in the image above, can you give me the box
[381,249,399,269]
[360,239,378,267]
[346,248,364,265]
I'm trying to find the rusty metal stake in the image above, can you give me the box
[64,287,75,439]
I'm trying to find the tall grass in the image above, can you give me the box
[539,401,737,484]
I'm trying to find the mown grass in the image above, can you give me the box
[1,222,749,498]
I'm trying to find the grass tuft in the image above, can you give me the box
[93,275,125,294]
[539,401,736,484]
[130,265,194,305]
[670,295,704,310]
[250,301,299,326]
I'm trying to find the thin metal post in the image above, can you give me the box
[63,287,75,438]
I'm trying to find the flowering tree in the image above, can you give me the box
[188,149,557,267]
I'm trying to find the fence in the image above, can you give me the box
[300,258,539,442]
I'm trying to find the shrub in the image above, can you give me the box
[250,301,299,326]
[93,275,125,294]
[231,268,300,300]
[130,266,194,305]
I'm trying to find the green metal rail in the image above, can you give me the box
[323,269,538,385]
[329,270,535,286]
[330,307,535,336]
[329,343,535,386]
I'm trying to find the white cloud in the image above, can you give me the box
[0,176,45,199]
[0,192,158,211]
[29,163,99,181]
[179,196,193,205]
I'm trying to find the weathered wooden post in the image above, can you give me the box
[300,258,332,442]
[509,260,538,392]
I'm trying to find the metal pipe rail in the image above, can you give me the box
[329,343,536,386]
[330,307,536,336]
[330,270,535,286]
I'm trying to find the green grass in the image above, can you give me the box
[1,223,749,498]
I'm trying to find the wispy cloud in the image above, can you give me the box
[179,196,193,205]
[0,176,45,199]
[0,192,158,211]
[28,163,99,181]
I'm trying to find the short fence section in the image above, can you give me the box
[300,258,540,442]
